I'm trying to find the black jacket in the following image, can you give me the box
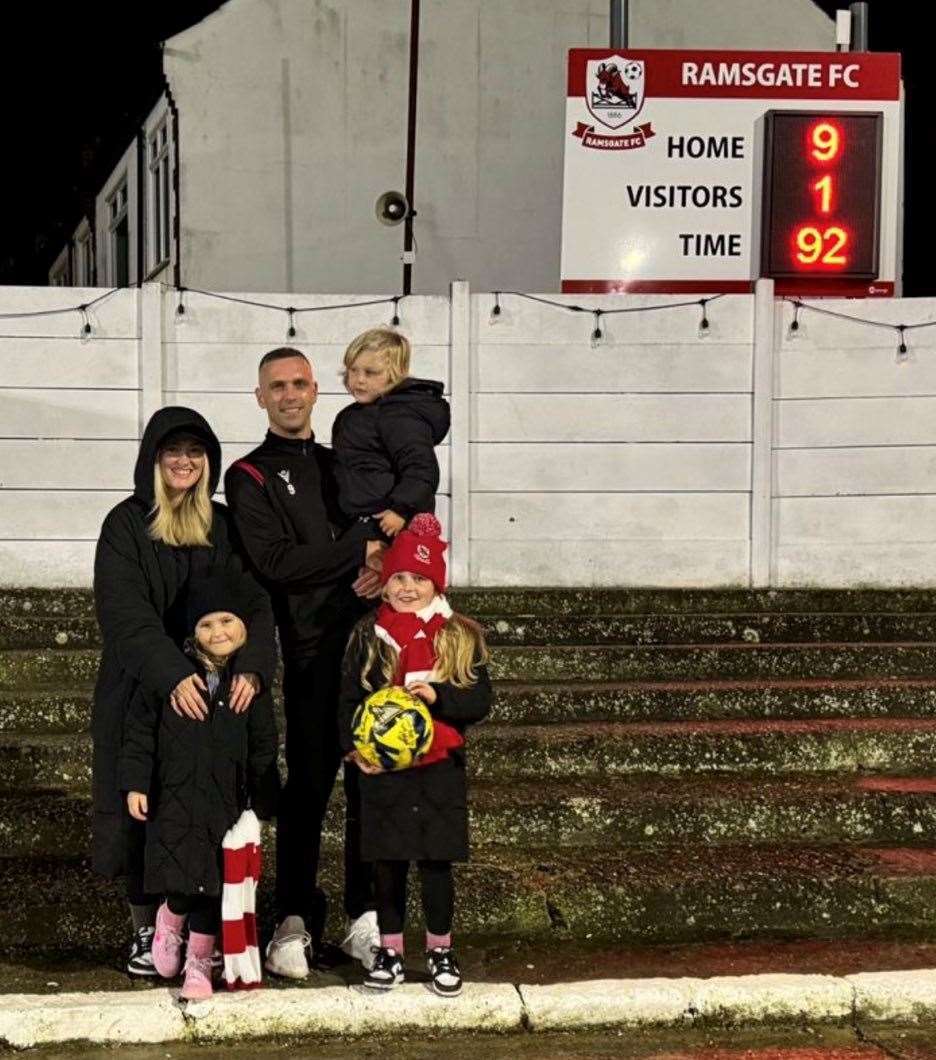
[338,613,492,863]
[119,657,280,898]
[224,431,378,660]
[331,377,450,520]
[92,407,277,879]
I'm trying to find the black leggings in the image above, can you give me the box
[374,860,453,936]
[167,893,220,936]
[124,817,160,908]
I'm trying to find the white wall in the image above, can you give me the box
[772,298,936,586]
[162,0,833,296]
[7,281,936,590]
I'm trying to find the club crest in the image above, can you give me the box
[278,469,296,495]
[586,56,645,129]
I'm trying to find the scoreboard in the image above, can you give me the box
[761,111,882,281]
[561,50,902,296]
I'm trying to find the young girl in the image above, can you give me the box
[339,513,491,997]
[120,572,279,1001]
[332,327,450,539]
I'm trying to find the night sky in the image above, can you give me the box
[1,1,932,292]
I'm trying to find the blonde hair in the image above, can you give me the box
[148,456,213,547]
[354,612,489,693]
[342,327,411,390]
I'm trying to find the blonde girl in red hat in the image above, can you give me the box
[338,513,491,997]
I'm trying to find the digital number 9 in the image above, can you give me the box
[810,122,841,163]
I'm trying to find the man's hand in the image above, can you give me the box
[376,510,406,538]
[407,681,437,705]
[230,672,260,713]
[344,749,383,775]
[170,674,208,720]
[127,791,148,821]
[353,566,383,599]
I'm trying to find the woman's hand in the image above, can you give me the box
[127,791,148,821]
[376,510,406,538]
[170,674,208,721]
[407,681,437,705]
[344,749,383,775]
[230,672,260,714]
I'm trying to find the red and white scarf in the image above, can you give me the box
[221,809,262,990]
[374,595,464,766]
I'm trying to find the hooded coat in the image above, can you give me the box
[91,407,276,880]
[331,377,451,521]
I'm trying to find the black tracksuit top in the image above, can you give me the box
[224,431,378,660]
[331,377,450,520]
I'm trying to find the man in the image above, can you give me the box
[225,347,384,979]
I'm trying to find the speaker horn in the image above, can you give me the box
[375,190,410,226]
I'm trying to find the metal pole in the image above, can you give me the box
[610,0,628,48]
[849,1,869,51]
[402,0,420,295]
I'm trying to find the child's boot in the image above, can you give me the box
[152,903,186,979]
[180,931,215,1001]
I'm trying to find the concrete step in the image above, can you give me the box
[9,719,936,795]
[8,586,936,620]
[6,678,936,736]
[11,776,936,859]
[15,611,936,650]
[6,843,936,957]
[7,643,936,690]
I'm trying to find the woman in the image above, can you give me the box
[92,406,276,977]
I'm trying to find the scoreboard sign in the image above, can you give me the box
[561,50,902,296]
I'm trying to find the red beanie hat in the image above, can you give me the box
[380,513,448,591]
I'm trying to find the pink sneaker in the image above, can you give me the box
[152,903,185,979]
[180,952,214,1001]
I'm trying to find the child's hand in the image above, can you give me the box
[346,749,383,775]
[170,674,208,721]
[376,510,406,537]
[230,672,260,713]
[407,681,437,705]
[127,792,148,821]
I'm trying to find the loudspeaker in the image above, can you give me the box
[375,191,410,226]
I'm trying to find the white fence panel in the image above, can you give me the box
[773,298,936,586]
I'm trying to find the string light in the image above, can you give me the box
[590,311,603,349]
[698,298,711,338]
[286,307,297,339]
[787,300,803,340]
[175,287,187,324]
[391,297,401,327]
[78,305,92,341]
[489,292,502,325]
[896,324,909,363]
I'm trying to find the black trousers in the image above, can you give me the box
[277,652,373,941]
[167,893,220,936]
[374,860,453,937]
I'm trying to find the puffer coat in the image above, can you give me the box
[118,657,279,897]
[91,407,276,879]
[338,613,492,863]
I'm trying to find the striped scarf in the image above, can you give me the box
[221,809,262,990]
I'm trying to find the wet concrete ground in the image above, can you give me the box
[17,1026,936,1060]
[9,935,936,995]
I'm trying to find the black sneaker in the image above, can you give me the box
[426,947,462,997]
[127,926,158,978]
[364,946,405,990]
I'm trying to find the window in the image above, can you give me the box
[107,180,129,286]
[148,119,171,271]
[74,229,92,286]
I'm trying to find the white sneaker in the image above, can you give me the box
[264,916,311,980]
[340,910,380,970]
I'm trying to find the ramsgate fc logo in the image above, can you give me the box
[587,57,645,129]
[574,54,655,151]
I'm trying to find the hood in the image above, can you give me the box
[381,377,450,444]
[133,406,223,503]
